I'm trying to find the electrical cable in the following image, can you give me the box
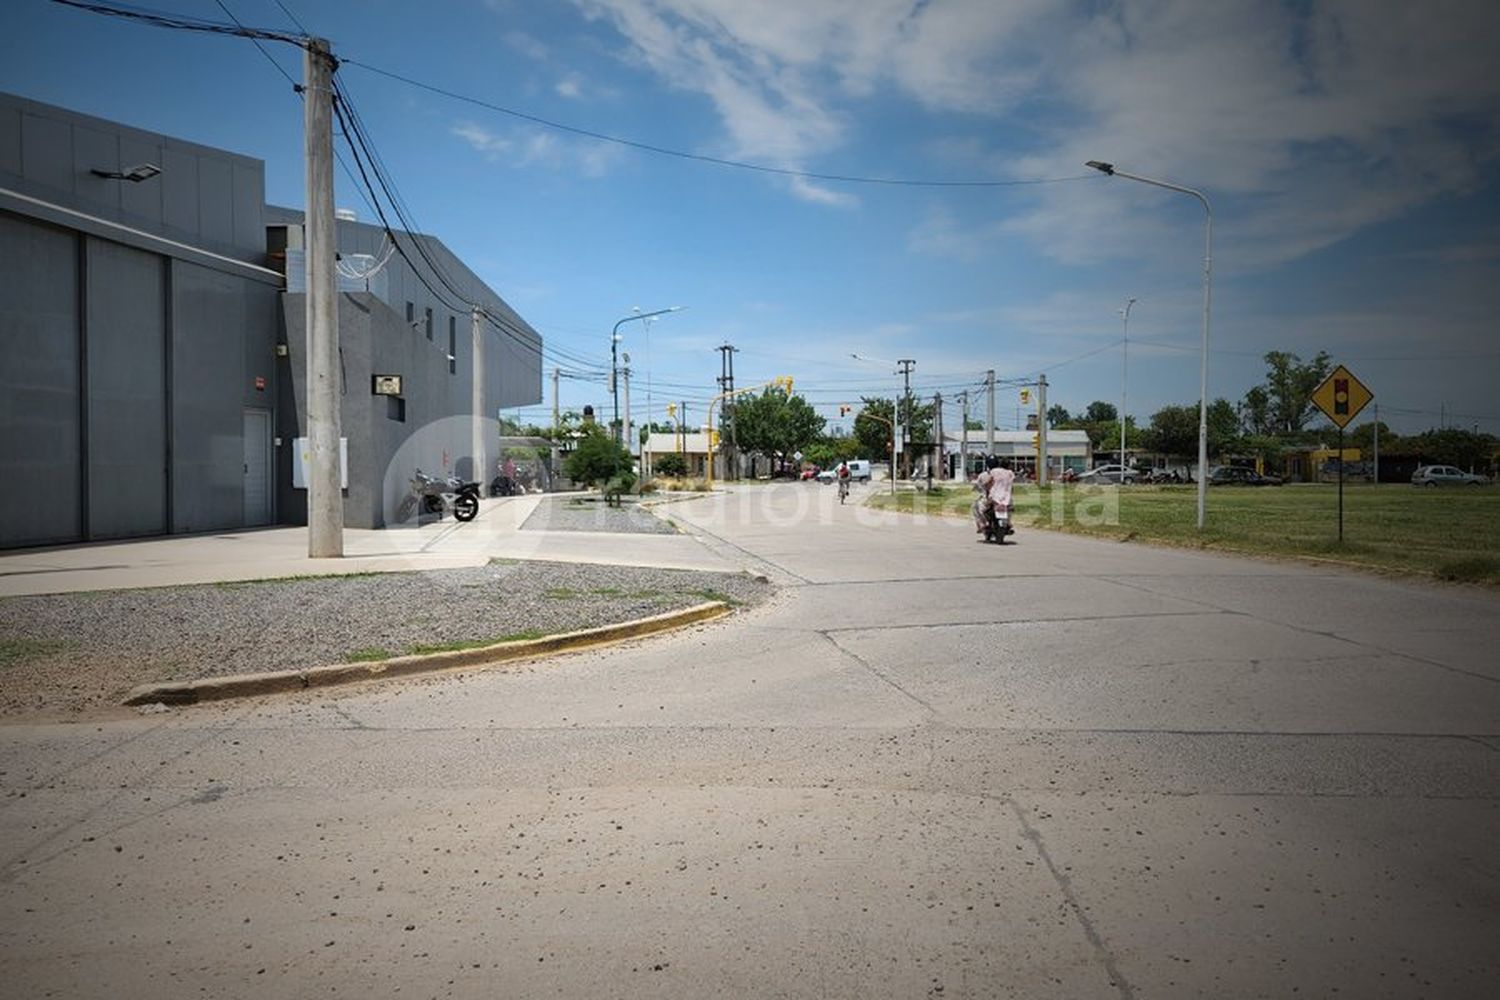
[340,57,1099,191]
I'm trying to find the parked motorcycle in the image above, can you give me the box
[396,469,480,523]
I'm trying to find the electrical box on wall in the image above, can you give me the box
[372,374,402,396]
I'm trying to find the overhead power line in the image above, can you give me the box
[340,58,1099,191]
[52,0,303,44]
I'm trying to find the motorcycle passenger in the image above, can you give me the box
[972,456,1015,534]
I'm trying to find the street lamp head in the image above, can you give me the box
[1085,160,1115,175]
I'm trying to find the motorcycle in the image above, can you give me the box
[396,469,480,523]
[981,501,1014,544]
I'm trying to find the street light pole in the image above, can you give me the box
[1120,297,1136,469]
[612,306,682,448]
[1087,161,1213,530]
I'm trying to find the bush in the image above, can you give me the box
[654,452,688,477]
[563,427,631,487]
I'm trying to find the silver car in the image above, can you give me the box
[1076,463,1138,484]
[1411,465,1488,486]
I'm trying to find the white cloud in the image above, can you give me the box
[571,0,1500,262]
[556,72,584,99]
[452,122,621,177]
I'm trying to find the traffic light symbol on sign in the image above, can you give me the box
[1333,378,1349,416]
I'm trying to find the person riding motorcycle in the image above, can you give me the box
[972,456,1015,538]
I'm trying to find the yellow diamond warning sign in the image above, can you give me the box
[1311,365,1373,429]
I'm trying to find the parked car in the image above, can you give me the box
[800,466,821,481]
[1411,465,1488,487]
[1208,466,1283,486]
[1076,463,1139,484]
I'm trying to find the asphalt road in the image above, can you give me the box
[2,482,1498,998]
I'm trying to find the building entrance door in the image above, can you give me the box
[243,408,272,526]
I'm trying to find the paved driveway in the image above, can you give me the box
[2,482,1497,998]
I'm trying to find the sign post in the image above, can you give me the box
[1310,365,1374,542]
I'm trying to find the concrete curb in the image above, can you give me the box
[122,600,730,707]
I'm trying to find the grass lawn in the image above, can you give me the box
[869,482,1500,585]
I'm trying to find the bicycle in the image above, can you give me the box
[837,476,850,504]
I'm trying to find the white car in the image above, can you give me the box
[1411,465,1487,486]
[817,460,872,483]
[1075,463,1138,484]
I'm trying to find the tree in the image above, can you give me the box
[1206,398,1241,456]
[1142,404,1199,458]
[563,425,632,487]
[1083,401,1117,424]
[964,417,985,431]
[1347,420,1392,454]
[722,387,826,469]
[653,452,687,477]
[1047,405,1072,428]
[1238,386,1271,436]
[1258,351,1332,434]
[638,421,675,445]
[853,397,896,461]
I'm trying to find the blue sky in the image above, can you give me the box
[5,0,1499,437]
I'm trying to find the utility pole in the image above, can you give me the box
[551,367,561,481]
[622,365,632,470]
[985,369,996,458]
[958,390,970,480]
[897,359,915,479]
[717,343,739,479]
[932,391,943,481]
[1120,297,1136,467]
[1037,374,1050,486]
[304,37,342,558]
[679,402,688,463]
[1373,402,1380,485]
[470,305,486,489]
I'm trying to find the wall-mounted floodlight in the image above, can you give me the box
[91,163,162,183]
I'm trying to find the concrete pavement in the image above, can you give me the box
[2,480,1498,998]
[0,493,738,597]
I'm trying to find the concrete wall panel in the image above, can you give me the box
[0,104,20,176]
[71,124,119,218]
[86,237,166,539]
[197,154,233,250]
[20,112,71,200]
[161,145,199,237]
[0,212,81,547]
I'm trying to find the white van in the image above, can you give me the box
[819,459,872,483]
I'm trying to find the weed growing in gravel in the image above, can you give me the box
[544,587,580,600]
[0,637,72,667]
[691,589,740,606]
[406,631,551,655]
[347,648,394,662]
[210,571,391,589]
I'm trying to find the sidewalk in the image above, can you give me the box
[0,494,739,597]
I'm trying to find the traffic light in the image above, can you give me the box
[839,404,851,417]
[709,429,720,448]
[775,375,794,393]
[1031,434,1040,451]
[1020,388,1031,405]
[666,403,676,418]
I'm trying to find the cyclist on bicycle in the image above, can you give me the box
[836,460,851,502]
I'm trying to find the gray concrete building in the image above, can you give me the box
[0,92,541,548]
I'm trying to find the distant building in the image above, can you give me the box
[0,92,541,548]
[942,429,1093,478]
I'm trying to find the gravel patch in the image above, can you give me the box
[0,561,771,720]
[521,496,679,534]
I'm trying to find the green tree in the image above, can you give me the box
[722,387,826,470]
[1238,386,1272,436]
[1143,404,1199,458]
[563,425,632,487]
[638,421,675,446]
[853,397,896,461]
[1046,404,1072,427]
[1258,351,1332,434]
[1407,428,1495,471]
[1207,398,1241,455]
[653,452,688,477]
[964,417,985,431]
[1083,401,1118,424]
[1347,420,1393,454]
